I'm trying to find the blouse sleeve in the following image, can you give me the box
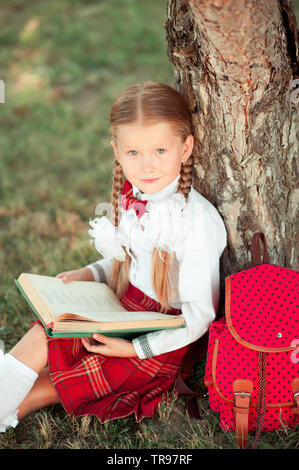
[85,257,114,284]
[132,207,227,359]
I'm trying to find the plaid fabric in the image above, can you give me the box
[31,282,189,423]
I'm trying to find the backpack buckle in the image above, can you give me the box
[232,380,253,449]
[291,379,299,414]
[233,391,252,404]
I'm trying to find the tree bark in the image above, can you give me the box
[165,0,299,312]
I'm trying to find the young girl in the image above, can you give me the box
[0,81,227,432]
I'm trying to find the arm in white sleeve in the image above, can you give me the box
[132,301,216,359]
[132,208,227,359]
[85,257,114,284]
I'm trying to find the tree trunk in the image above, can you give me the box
[165,0,299,313]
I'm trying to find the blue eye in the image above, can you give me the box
[156,149,166,154]
[128,150,138,156]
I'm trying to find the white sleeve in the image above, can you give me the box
[85,257,114,284]
[132,209,227,359]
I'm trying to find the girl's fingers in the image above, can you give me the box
[56,272,71,282]
[81,337,106,354]
[81,337,94,351]
[93,333,108,343]
[56,272,70,281]
[56,270,85,283]
[81,335,133,357]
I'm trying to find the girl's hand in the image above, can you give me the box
[81,333,137,357]
[56,267,94,283]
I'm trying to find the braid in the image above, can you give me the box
[107,159,131,298]
[111,159,123,227]
[152,156,193,313]
[177,155,193,200]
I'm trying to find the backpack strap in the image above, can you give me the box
[176,369,202,418]
[175,333,209,418]
[233,379,253,449]
[252,352,267,449]
[251,232,270,265]
[291,378,299,414]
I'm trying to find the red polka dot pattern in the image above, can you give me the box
[204,263,299,434]
[229,264,298,349]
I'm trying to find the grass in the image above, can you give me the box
[0,0,298,450]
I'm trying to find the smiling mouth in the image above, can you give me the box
[140,177,160,183]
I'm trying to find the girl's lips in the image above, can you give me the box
[141,178,160,183]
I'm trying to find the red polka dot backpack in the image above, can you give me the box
[204,232,299,448]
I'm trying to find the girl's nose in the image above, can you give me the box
[140,155,156,171]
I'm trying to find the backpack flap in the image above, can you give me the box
[225,263,298,352]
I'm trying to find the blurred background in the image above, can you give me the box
[0,0,175,343]
[0,0,298,450]
[0,0,298,341]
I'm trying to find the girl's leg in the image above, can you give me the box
[9,322,49,373]
[0,323,59,427]
[17,367,61,420]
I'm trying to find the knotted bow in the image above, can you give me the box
[120,179,148,229]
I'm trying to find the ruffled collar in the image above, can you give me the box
[88,173,201,262]
[131,173,180,202]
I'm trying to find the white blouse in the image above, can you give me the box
[86,173,227,359]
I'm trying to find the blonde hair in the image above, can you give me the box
[107,81,195,313]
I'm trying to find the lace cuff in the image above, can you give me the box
[132,335,154,359]
[86,263,106,283]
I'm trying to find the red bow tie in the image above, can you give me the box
[120,180,148,229]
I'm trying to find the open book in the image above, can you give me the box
[15,273,185,338]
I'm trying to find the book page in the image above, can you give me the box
[62,310,180,323]
[23,273,126,319]
[53,316,184,332]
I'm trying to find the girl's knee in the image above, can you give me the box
[9,323,49,373]
[29,323,48,348]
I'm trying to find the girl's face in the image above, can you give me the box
[111,121,194,194]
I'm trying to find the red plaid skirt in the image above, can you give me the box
[31,282,189,424]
